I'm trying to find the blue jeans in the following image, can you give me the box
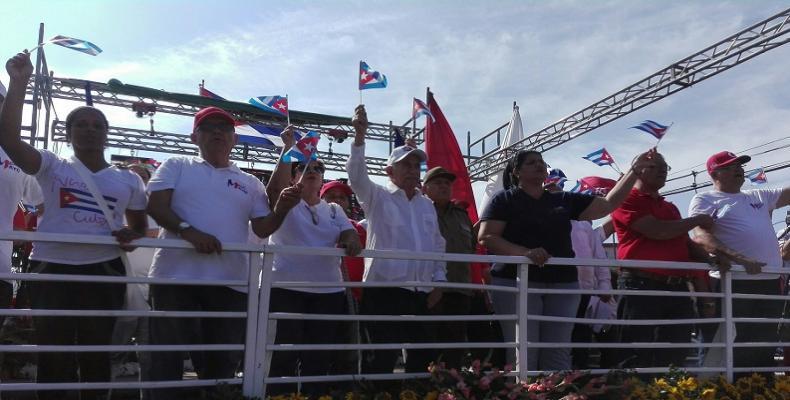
[489,277,580,371]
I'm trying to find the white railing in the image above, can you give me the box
[0,231,787,398]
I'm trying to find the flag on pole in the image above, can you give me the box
[579,176,617,196]
[392,127,405,147]
[49,35,102,56]
[281,131,320,163]
[200,86,294,148]
[544,168,567,189]
[478,105,524,215]
[249,96,289,117]
[583,148,615,166]
[630,120,670,139]
[412,98,435,122]
[359,61,387,90]
[569,180,592,194]
[746,168,767,184]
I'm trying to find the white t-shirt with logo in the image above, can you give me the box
[147,157,271,291]
[1,148,44,279]
[31,150,147,265]
[688,188,784,280]
[269,200,354,293]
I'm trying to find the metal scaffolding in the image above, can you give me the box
[467,7,790,181]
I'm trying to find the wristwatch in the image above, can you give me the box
[177,221,191,235]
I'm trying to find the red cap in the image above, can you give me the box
[320,180,353,198]
[193,106,235,130]
[706,151,751,175]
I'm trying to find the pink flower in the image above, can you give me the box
[471,359,481,376]
[503,364,513,374]
[478,377,491,390]
[437,393,455,400]
[561,371,584,385]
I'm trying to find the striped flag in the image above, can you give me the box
[746,168,767,184]
[583,148,615,166]
[412,98,435,122]
[630,120,670,139]
[359,61,387,90]
[281,131,320,163]
[544,168,567,189]
[249,96,289,117]
[49,35,102,56]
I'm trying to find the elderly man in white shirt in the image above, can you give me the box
[346,105,446,375]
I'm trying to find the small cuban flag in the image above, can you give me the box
[544,168,567,189]
[49,35,102,56]
[249,96,289,117]
[412,98,435,122]
[745,168,767,184]
[568,179,593,194]
[281,131,320,163]
[582,148,615,166]
[359,61,387,90]
[630,120,671,139]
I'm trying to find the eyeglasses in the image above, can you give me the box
[643,164,672,172]
[198,122,235,133]
[304,204,319,225]
[297,164,325,174]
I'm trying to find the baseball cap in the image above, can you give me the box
[320,180,353,198]
[193,106,235,130]
[387,145,427,166]
[424,166,456,184]
[706,151,751,174]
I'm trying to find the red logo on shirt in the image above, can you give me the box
[227,179,248,194]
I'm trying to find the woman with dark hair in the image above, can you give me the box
[1,51,147,400]
[478,148,653,371]
[264,127,362,394]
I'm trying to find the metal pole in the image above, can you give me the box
[242,251,262,396]
[516,262,529,381]
[252,251,276,397]
[722,273,734,381]
[30,23,45,146]
[43,70,53,150]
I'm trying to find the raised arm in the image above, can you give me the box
[265,125,297,205]
[346,105,375,203]
[0,52,41,174]
[777,186,790,208]
[578,148,656,221]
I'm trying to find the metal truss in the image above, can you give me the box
[467,7,790,180]
[51,122,390,176]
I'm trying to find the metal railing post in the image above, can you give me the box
[516,262,529,382]
[252,250,276,397]
[722,272,734,381]
[242,250,263,396]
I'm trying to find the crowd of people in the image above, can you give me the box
[1,49,790,400]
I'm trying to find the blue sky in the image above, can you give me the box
[2,0,789,231]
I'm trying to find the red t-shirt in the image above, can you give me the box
[612,188,704,278]
[343,220,367,300]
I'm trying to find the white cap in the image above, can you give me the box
[0,81,7,98]
[387,145,427,166]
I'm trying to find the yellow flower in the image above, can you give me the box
[345,393,356,400]
[318,396,333,400]
[701,388,716,400]
[774,377,790,393]
[654,378,670,389]
[424,391,439,400]
[400,390,419,400]
[678,377,698,392]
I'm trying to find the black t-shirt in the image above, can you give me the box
[480,187,595,282]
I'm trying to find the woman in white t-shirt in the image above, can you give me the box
[0,52,148,400]
[264,127,362,394]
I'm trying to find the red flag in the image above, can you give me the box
[425,90,478,222]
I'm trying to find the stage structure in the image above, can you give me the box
[22,24,423,177]
[466,7,790,182]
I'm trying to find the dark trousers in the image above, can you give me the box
[149,284,246,400]
[0,280,12,329]
[571,294,593,369]
[267,288,346,395]
[28,259,126,400]
[466,291,505,367]
[731,279,784,377]
[431,292,472,369]
[361,288,436,374]
[617,276,694,368]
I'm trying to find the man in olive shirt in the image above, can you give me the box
[423,166,476,368]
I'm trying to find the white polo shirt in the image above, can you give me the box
[689,188,784,280]
[147,156,271,291]
[32,150,147,265]
[270,200,354,293]
[1,148,44,279]
[346,144,446,293]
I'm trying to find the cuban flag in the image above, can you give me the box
[568,180,593,194]
[583,148,615,166]
[49,35,102,56]
[359,61,387,90]
[544,168,567,189]
[281,131,320,163]
[59,187,117,214]
[412,98,435,122]
[630,120,670,139]
[200,87,294,149]
[249,96,288,117]
[746,168,767,184]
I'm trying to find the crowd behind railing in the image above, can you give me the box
[0,50,789,400]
